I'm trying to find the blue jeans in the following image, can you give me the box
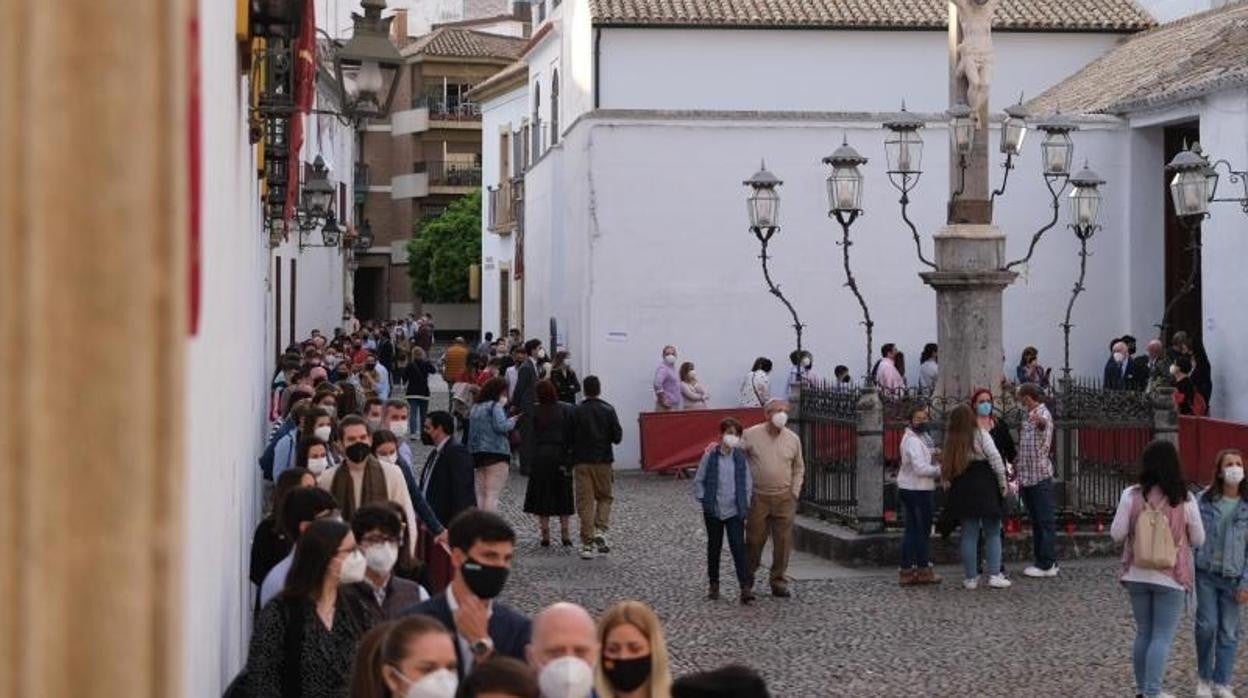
[899,489,934,569]
[1020,478,1058,570]
[1126,581,1185,696]
[961,518,1002,580]
[1195,569,1242,686]
[407,397,428,435]
[704,513,749,587]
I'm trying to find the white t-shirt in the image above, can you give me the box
[1110,486,1205,590]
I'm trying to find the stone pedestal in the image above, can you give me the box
[919,225,1017,399]
[855,388,884,533]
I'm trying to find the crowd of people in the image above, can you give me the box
[241,319,779,697]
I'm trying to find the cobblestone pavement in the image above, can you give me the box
[412,383,1246,696]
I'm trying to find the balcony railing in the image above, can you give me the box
[414,160,482,188]
[353,163,369,204]
[487,185,514,233]
[410,96,482,121]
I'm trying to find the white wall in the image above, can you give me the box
[523,113,1137,467]
[598,29,1124,114]
[1196,88,1248,420]
[184,0,271,692]
[480,84,529,336]
[1134,0,1220,23]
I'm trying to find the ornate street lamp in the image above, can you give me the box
[823,137,875,382]
[353,218,375,252]
[299,155,335,230]
[991,96,1029,203]
[948,102,975,198]
[301,211,344,249]
[267,216,286,248]
[335,0,404,120]
[1167,144,1213,218]
[883,105,935,269]
[744,162,805,353]
[1005,112,1080,270]
[1059,163,1104,380]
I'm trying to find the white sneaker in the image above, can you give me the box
[1212,684,1236,698]
[963,578,979,590]
[580,544,595,560]
[1197,680,1214,697]
[1023,565,1060,578]
[988,574,1012,589]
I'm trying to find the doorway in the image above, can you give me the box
[1162,123,1203,344]
[354,267,386,321]
[499,265,510,335]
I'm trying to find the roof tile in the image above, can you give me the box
[403,27,528,60]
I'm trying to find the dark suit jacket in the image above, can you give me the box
[1103,357,1136,391]
[349,576,426,624]
[401,591,532,678]
[1130,355,1150,390]
[421,441,476,526]
[513,360,538,413]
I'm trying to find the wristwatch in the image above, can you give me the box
[470,637,495,657]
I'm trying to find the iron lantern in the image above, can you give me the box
[823,137,868,214]
[321,212,344,248]
[947,102,975,157]
[1001,98,1028,157]
[1068,163,1105,236]
[744,162,783,229]
[268,217,286,248]
[1166,145,1212,218]
[302,156,335,221]
[1036,113,1077,177]
[883,106,924,175]
[335,0,404,120]
[354,219,375,251]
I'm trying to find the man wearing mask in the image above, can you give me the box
[1103,338,1136,391]
[363,398,385,432]
[527,602,599,698]
[653,345,681,411]
[742,399,804,598]
[1122,335,1148,390]
[348,503,429,621]
[318,416,418,557]
[258,487,340,607]
[513,340,542,474]
[403,510,531,679]
[367,350,392,400]
[1144,339,1171,393]
[419,411,476,527]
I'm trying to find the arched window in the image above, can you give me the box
[550,70,560,144]
[532,82,542,158]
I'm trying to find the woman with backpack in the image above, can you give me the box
[1193,449,1247,698]
[1109,440,1205,698]
[941,404,1010,590]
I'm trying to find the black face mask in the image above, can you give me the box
[420,430,434,446]
[345,442,372,463]
[461,557,509,599]
[602,655,652,693]
[911,422,931,435]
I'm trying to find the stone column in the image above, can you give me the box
[1152,387,1180,448]
[0,1,187,696]
[855,387,884,533]
[920,225,1017,400]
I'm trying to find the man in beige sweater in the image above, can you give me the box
[741,398,804,598]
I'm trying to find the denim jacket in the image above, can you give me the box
[1194,490,1248,589]
[468,401,518,455]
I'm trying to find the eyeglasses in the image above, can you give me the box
[362,534,401,546]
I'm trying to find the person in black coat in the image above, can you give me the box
[942,404,1010,589]
[523,380,576,546]
[511,340,541,475]
[418,411,476,527]
[249,467,316,620]
[402,510,531,679]
[1103,338,1137,391]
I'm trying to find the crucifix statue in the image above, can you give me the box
[948,0,998,224]
[953,0,997,128]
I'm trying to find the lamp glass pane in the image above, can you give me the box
[1169,171,1208,217]
[1041,133,1073,175]
[1069,186,1100,227]
[829,166,862,212]
[748,188,780,228]
[1002,119,1027,155]
[886,131,922,173]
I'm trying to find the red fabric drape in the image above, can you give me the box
[285,0,316,222]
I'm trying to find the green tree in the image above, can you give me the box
[407,189,481,303]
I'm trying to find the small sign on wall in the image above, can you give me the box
[390,241,410,265]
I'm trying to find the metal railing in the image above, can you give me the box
[487,184,514,232]
[798,381,861,525]
[414,160,482,187]
[410,96,481,121]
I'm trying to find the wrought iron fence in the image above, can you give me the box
[415,160,482,187]
[798,380,861,525]
[1053,377,1155,517]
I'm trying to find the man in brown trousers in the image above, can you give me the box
[742,398,804,599]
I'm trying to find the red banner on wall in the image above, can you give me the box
[639,408,769,473]
[1181,416,1248,486]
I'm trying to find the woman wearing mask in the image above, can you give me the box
[1015,346,1051,389]
[550,351,582,404]
[942,404,1010,590]
[349,503,429,623]
[371,430,403,469]
[1194,449,1247,698]
[679,362,710,410]
[1109,440,1204,698]
[405,347,439,437]
[348,616,458,698]
[917,343,939,393]
[969,388,1017,575]
[523,380,577,546]
[468,377,520,511]
[785,350,816,400]
[250,467,316,619]
[297,436,333,477]
[596,601,673,698]
[275,407,336,480]
[738,357,773,407]
[242,518,374,696]
[693,418,752,603]
[315,387,341,419]
[898,406,942,586]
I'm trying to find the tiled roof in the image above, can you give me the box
[403,27,527,60]
[590,0,1155,31]
[465,60,529,102]
[1030,2,1248,114]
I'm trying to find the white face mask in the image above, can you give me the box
[498,396,508,408]
[722,434,741,449]
[538,656,595,698]
[390,421,410,438]
[1113,352,1126,364]
[689,370,698,380]
[397,667,458,698]
[307,456,329,475]
[771,412,789,428]
[339,550,367,584]
[1225,466,1245,486]
[664,354,677,366]
[322,405,337,417]
[314,425,333,442]
[537,348,548,360]
[1170,364,1181,377]
[378,453,398,467]
[364,541,399,574]
[367,417,382,431]
[801,357,812,368]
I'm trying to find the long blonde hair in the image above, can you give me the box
[942,404,977,481]
[595,601,672,698]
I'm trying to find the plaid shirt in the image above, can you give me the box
[1017,403,1054,486]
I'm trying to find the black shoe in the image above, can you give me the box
[540,537,550,547]
[740,588,756,605]
[771,585,791,598]
[561,537,573,547]
[708,582,720,600]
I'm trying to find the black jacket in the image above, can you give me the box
[404,360,438,398]
[572,397,623,464]
[402,591,532,679]
[420,441,476,526]
[1103,357,1137,391]
[513,360,539,414]
[1130,355,1150,390]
